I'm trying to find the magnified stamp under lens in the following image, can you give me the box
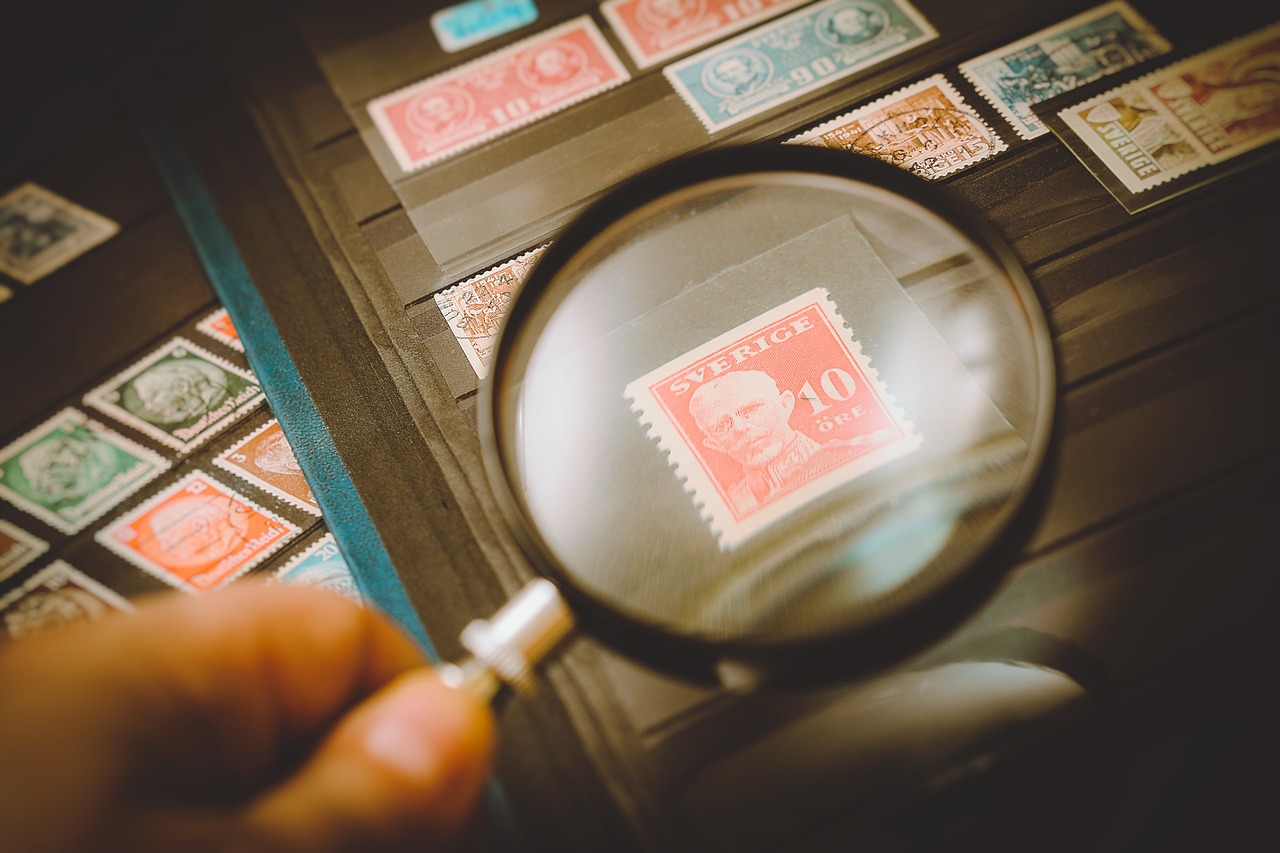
[626,287,920,549]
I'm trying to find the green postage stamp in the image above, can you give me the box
[0,408,169,534]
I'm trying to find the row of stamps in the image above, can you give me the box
[0,407,320,538]
[370,1,1174,173]
[0,528,363,641]
[1055,22,1280,195]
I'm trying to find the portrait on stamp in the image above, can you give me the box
[214,419,320,514]
[85,338,264,453]
[277,534,363,604]
[702,49,773,97]
[816,1,887,47]
[628,288,921,546]
[0,183,119,285]
[0,561,133,641]
[96,472,299,593]
[0,409,169,534]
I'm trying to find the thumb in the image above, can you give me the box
[245,669,495,852]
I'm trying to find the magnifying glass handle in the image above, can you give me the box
[437,579,575,703]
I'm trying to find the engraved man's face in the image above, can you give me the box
[691,370,797,468]
[253,431,302,477]
[831,8,871,38]
[18,433,116,504]
[714,57,754,89]
[419,95,458,123]
[128,361,229,425]
[146,496,243,569]
[533,47,574,79]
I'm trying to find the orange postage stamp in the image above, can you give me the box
[96,471,299,593]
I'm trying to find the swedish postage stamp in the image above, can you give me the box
[84,337,264,454]
[0,561,134,641]
[96,471,299,594]
[0,519,48,582]
[603,0,809,69]
[0,408,170,534]
[369,16,630,173]
[1057,22,1280,193]
[431,0,539,53]
[789,74,1006,178]
[0,183,119,285]
[275,534,363,604]
[959,1,1171,140]
[436,244,546,378]
[665,0,936,132]
[626,287,921,547]
[196,307,244,353]
[213,419,320,515]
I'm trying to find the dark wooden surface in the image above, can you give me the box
[2,0,1277,850]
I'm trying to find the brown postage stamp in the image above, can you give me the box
[436,245,546,378]
[0,519,49,582]
[790,74,1006,179]
[626,287,921,547]
[0,561,134,640]
[213,419,320,515]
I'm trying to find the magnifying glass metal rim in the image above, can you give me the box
[479,144,1058,687]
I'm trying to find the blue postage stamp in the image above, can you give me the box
[959,1,1171,140]
[664,0,936,132]
[431,0,539,53]
[276,534,364,604]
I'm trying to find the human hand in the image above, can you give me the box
[0,582,495,852]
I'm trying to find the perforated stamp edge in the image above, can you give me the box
[0,407,171,534]
[368,16,631,173]
[95,470,300,594]
[213,419,322,515]
[0,183,120,285]
[0,519,49,582]
[625,287,920,548]
[788,73,1007,178]
[958,1,1172,140]
[83,337,264,454]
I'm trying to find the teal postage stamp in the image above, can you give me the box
[84,337,265,454]
[0,408,169,534]
[275,534,363,604]
[664,0,936,131]
[959,1,1171,140]
[0,560,134,640]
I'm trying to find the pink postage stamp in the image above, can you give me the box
[626,288,921,547]
[435,244,546,378]
[96,471,299,593]
[601,0,808,69]
[368,16,630,173]
[213,419,320,515]
[790,74,1006,179]
[196,307,244,353]
[0,561,133,640]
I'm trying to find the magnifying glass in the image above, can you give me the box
[438,145,1055,697]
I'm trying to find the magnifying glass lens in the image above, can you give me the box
[485,151,1053,677]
